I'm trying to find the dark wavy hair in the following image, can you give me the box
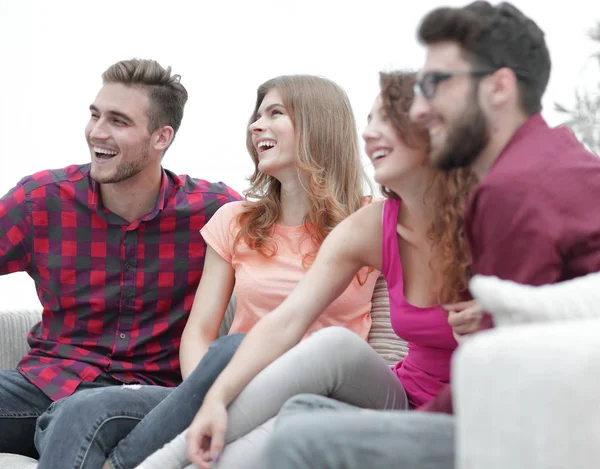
[379,71,479,303]
[417,1,551,115]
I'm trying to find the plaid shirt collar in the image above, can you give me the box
[89,168,169,227]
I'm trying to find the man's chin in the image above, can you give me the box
[430,151,467,172]
[428,148,450,171]
[90,168,116,184]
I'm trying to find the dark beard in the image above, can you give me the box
[432,99,490,172]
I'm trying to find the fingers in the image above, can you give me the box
[209,423,227,463]
[188,443,213,468]
[187,428,214,469]
[450,321,478,335]
[186,421,227,468]
[448,317,481,334]
[452,330,465,344]
[459,303,484,318]
[442,300,476,312]
[447,306,483,335]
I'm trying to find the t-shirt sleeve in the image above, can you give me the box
[466,183,562,286]
[200,201,243,264]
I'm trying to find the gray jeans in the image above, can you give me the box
[138,326,410,469]
[224,326,409,442]
[264,394,455,469]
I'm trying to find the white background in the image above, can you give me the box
[1,0,598,309]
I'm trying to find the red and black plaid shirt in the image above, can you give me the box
[0,164,241,400]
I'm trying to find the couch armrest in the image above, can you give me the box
[0,310,41,370]
[0,452,38,469]
[453,320,600,469]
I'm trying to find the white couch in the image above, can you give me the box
[453,319,600,469]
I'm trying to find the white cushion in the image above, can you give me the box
[0,453,37,469]
[0,310,41,370]
[469,271,600,326]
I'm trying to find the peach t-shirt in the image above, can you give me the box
[200,201,377,340]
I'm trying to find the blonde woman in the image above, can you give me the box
[40,75,378,469]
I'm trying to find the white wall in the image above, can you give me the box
[1,0,598,309]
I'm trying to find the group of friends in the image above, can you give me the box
[1,2,599,469]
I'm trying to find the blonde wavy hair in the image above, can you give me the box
[378,71,479,303]
[235,75,369,268]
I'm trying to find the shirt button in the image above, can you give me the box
[125,263,132,271]
[120,333,126,339]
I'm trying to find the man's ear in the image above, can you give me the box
[152,126,175,152]
[487,67,519,109]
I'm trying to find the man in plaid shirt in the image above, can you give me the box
[0,58,241,459]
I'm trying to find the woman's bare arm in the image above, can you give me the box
[179,246,235,379]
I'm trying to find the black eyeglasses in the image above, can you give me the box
[414,69,529,100]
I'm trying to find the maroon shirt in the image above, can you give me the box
[423,114,600,414]
[0,164,241,400]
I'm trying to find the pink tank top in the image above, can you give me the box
[381,198,458,408]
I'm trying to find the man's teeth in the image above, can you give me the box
[429,127,441,137]
[372,150,390,160]
[258,141,276,150]
[93,146,119,156]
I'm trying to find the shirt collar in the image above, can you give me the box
[492,113,548,170]
[90,167,169,226]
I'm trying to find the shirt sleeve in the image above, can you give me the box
[226,186,243,203]
[466,182,562,286]
[200,201,243,264]
[216,184,243,208]
[0,180,33,274]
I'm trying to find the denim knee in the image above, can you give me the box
[37,387,114,430]
[279,394,359,422]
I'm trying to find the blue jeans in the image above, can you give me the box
[0,370,123,458]
[35,333,245,469]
